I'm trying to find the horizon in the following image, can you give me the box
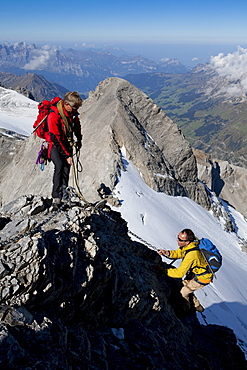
[1,39,247,68]
[2,0,247,67]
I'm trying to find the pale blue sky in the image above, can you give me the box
[1,0,247,65]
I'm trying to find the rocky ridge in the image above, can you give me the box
[0,71,69,102]
[0,195,246,369]
[194,149,247,219]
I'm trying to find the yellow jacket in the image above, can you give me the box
[166,241,213,284]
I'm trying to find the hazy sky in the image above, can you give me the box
[1,0,247,65]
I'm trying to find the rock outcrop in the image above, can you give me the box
[0,133,24,175]
[0,195,246,369]
[194,149,247,219]
[0,78,210,211]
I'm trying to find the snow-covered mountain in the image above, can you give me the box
[0,86,37,136]
[1,84,247,359]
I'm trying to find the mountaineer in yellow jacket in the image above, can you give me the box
[158,228,213,312]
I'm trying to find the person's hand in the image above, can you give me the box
[158,249,170,257]
[67,156,73,165]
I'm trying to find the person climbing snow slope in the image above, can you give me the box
[157,228,213,312]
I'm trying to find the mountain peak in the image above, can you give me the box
[0,77,210,210]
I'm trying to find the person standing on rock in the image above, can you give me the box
[48,91,83,210]
[157,229,213,312]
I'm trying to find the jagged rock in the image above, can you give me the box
[0,77,211,212]
[0,134,24,184]
[0,305,33,326]
[15,86,35,100]
[194,148,247,218]
[0,195,246,369]
[210,195,235,232]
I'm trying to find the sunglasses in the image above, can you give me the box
[66,102,79,110]
[177,237,188,242]
[70,104,79,110]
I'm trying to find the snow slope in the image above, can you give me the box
[113,153,247,357]
[0,87,37,136]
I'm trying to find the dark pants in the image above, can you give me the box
[50,145,71,199]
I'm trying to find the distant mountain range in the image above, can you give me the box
[0,71,69,102]
[0,42,188,94]
[1,42,247,168]
[125,65,247,167]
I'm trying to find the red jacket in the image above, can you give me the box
[47,102,82,158]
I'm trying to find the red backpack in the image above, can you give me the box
[33,97,61,139]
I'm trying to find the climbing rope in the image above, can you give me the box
[69,147,161,252]
[0,144,165,258]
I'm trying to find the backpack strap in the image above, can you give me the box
[184,247,210,274]
[184,246,200,254]
[56,100,73,147]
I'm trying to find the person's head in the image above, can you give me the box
[177,228,195,248]
[63,91,83,112]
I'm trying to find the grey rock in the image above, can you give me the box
[0,219,30,240]
[0,135,24,183]
[1,195,34,216]
[0,305,33,326]
[0,195,245,369]
[194,148,247,218]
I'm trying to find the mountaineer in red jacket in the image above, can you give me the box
[48,91,83,210]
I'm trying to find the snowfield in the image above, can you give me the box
[0,87,37,136]
[113,156,247,357]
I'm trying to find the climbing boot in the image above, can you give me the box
[50,198,62,212]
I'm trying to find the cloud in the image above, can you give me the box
[23,50,51,70]
[210,46,247,97]
[74,42,96,48]
[161,57,170,62]
[191,57,199,62]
